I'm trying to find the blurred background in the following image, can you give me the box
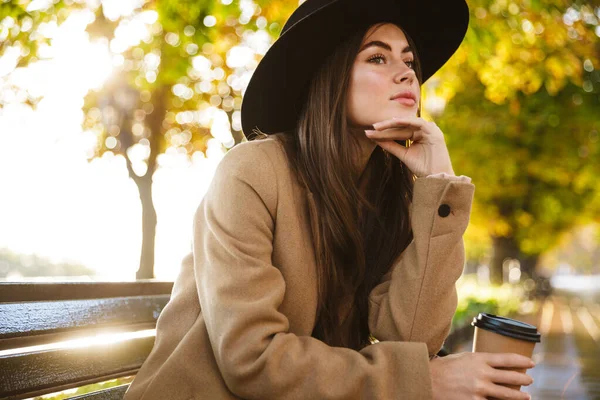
[1,0,598,284]
[0,0,599,397]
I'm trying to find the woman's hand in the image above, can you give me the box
[429,352,535,400]
[365,116,454,178]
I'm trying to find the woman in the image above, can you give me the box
[124,0,535,399]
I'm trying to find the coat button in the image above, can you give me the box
[438,204,451,217]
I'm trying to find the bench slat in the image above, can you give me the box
[67,384,130,400]
[0,336,154,400]
[0,295,170,342]
[0,282,173,302]
[0,282,170,399]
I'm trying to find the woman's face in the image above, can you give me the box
[347,23,420,129]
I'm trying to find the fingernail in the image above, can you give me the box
[371,123,379,129]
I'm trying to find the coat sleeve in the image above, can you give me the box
[194,141,434,400]
[368,176,475,357]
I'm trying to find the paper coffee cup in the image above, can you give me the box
[471,313,541,398]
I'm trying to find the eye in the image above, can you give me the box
[367,53,415,70]
[367,53,386,64]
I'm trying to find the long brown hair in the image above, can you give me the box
[250,22,423,351]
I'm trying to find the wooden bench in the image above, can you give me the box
[0,282,173,400]
[0,281,457,399]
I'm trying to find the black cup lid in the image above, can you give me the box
[471,313,541,343]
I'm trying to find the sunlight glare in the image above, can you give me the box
[26,0,53,13]
[0,329,156,357]
[226,45,254,68]
[0,45,20,78]
[102,0,145,21]
[111,15,153,54]
[208,108,235,148]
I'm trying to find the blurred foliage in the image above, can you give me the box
[462,200,494,262]
[0,0,78,108]
[78,0,297,162]
[0,248,96,279]
[0,0,298,278]
[0,0,77,69]
[541,222,600,274]
[2,0,600,277]
[451,274,538,329]
[432,0,600,268]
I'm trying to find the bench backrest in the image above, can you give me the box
[0,281,173,400]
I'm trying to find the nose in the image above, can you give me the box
[393,67,416,85]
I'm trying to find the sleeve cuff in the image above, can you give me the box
[426,172,472,184]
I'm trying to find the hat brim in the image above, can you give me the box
[241,0,469,137]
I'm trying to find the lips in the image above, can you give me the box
[391,91,417,106]
[394,97,416,106]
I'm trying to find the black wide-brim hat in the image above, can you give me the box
[241,0,470,138]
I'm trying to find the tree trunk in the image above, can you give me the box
[490,236,519,285]
[519,253,540,280]
[123,145,158,280]
[130,85,166,280]
[119,84,166,280]
[136,173,157,279]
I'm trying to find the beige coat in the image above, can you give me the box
[124,136,475,400]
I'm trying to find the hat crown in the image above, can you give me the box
[281,0,338,36]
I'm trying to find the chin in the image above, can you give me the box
[381,111,417,120]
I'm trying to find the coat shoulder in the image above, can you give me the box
[208,135,292,216]
[218,135,289,178]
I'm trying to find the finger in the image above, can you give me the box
[485,353,535,369]
[485,382,531,400]
[372,115,426,131]
[371,139,409,161]
[380,126,424,142]
[488,367,534,387]
[365,128,414,141]
[374,140,408,155]
[393,139,410,147]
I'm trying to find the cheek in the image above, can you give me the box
[352,69,388,96]
[347,69,388,121]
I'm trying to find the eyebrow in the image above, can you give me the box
[359,40,413,55]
